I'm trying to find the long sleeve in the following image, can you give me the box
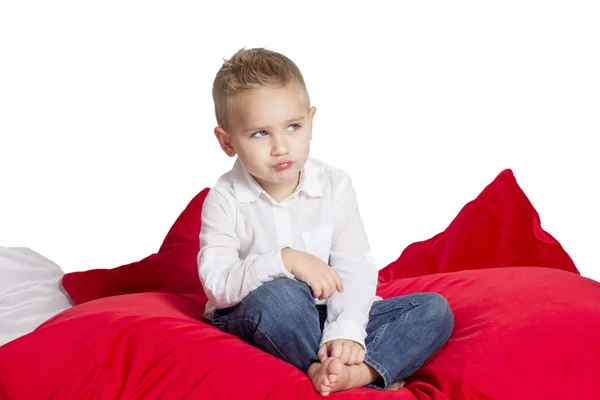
[320,177,378,350]
[197,189,294,309]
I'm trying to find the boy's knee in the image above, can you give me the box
[422,293,454,338]
[259,278,312,301]
[248,278,314,319]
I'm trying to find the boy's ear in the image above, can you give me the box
[308,106,317,140]
[214,126,236,157]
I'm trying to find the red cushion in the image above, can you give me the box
[3,267,599,399]
[62,169,578,306]
[378,169,578,282]
[61,188,210,306]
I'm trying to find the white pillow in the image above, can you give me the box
[0,246,74,347]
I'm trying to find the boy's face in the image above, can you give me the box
[215,83,316,197]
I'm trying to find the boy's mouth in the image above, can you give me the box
[273,161,293,171]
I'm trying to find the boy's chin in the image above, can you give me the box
[262,171,300,186]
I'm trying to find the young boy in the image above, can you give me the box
[198,47,454,396]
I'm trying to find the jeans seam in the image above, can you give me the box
[369,299,420,316]
[255,324,303,368]
[399,308,411,322]
[364,353,391,388]
[219,317,259,333]
[366,307,414,362]
[364,297,423,389]
[369,323,387,349]
[222,316,301,367]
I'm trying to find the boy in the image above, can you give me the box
[198,47,454,396]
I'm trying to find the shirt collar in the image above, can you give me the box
[232,157,323,203]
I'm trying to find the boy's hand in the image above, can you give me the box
[281,248,343,300]
[318,339,365,366]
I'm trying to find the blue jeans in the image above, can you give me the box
[211,278,454,389]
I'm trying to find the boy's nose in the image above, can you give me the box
[270,135,289,156]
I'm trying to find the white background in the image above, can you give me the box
[1,1,598,282]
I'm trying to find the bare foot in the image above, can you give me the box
[307,357,380,396]
[386,380,405,390]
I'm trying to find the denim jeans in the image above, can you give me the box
[211,278,454,389]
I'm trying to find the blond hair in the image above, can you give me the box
[212,47,309,130]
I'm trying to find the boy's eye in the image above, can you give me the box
[251,131,268,138]
[251,124,300,137]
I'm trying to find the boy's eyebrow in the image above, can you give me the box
[243,116,305,133]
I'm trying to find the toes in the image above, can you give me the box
[386,380,406,391]
[328,373,338,384]
[310,358,348,396]
[320,383,332,396]
[326,357,343,375]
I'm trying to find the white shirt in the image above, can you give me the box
[197,157,380,349]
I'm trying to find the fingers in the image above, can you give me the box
[308,278,332,300]
[318,270,343,300]
[336,342,363,365]
[340,342,351,364]
[332,269,344,293]
[330,341,343,359]
[328,271,342,296]
[308,279,324,300]
[357,348,366,364]
[322,341,365,366]
[340,342,364,365]
[346,344,359,365]
[301,257,344,300]
[323,270,342,299]
[318,344,328,363]
[318,276,333,300]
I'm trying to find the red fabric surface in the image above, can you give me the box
[2,267,599,399]
[378,169,578,282]
[45,169,596,399]
[61,169,578,308]
[61,188,210,305]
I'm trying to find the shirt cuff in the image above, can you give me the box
[255,245,294,283]
[320,320,367,351]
